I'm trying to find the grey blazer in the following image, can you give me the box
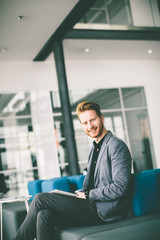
[83,131,132,222]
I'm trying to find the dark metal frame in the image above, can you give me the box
[66,28,160,40]
[53,39,80,175]
[34,0,97,61]
[33,0,97,175]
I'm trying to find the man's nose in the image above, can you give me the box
[87,121,93,130]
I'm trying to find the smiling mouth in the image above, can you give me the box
[88,128,97,133]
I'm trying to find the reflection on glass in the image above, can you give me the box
[50,91,61,113]
[51,89,94,113]
[70,89,121,111]
[56,139,69,176]
[51,88,121,113]
[53,116,70,176]
[125,110,153,172]
[3,169,37,196]
[0,92,31,117]
[122,87,146,108]
[103,112,126,142]
[76,0,160,29]
[79,0,132,26]
[0,118,38,194]
[81,10,107,24]
[54,115,65,139]
[108,0,132,25]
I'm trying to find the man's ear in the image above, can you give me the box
[100,115,104,123]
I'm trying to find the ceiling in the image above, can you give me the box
[0,0,78,61]
[0,0,160,62]
[63,39,160,61]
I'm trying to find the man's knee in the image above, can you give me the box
[37,209,54,226]
[33,192,48,202]
[31,192,49,209]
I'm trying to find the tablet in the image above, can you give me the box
[50,189,77,197]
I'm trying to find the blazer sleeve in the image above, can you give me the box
[88,138,132,202]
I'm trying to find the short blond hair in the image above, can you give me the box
[76,101,102,119]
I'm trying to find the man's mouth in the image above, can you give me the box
[88,127,97,134]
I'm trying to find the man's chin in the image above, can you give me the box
[87,132,98,138]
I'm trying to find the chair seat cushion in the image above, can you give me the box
[81,219,160,240]
[58,212,160,240]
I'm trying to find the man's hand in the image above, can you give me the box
[76,192,86,199]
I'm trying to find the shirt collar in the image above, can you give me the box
[93,133,106,148]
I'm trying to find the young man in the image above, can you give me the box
[14,101,132,240]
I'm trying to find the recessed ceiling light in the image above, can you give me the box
[16,16,24,20]
[147,49,152,54]
[84,48,90,53]
[0,48,7,53]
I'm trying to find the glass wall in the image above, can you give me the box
[51,87,155,174]
[79,0,132,26]
[0,87,155,196]
[122,87,154,172]
[0,92,60,197]
[75,0,160,29]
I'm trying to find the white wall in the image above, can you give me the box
[0,61,58,92]
[0,60,160,168]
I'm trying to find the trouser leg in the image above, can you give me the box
[37,209,55,240]
[14,192,103,240]
[14,193,48,240]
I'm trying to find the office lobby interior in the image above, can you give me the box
[0,0,160,239]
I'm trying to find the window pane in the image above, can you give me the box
[53,116,70,176]
[51,89,121,113]
[51,89,94,112]
[108,0,132,25]
[92,0,105,8]
[0,118,39,194]
[50,91,61,113]
[122,87,146,108]
[79,0,132,26]
[85,10,107,24]
[125,110,154,172]
[2,170,36,196]
[0,118,37,171]
[70,88,121,111]
[0,92,31,117]
[103,112,126,142]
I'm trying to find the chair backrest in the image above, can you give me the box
[28,179,44,200]
[41,177,71,193]
[27,175,86,200]
[132,170,160,216]
[67,175,85,192]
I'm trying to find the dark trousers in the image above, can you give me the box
[13,192,104,240]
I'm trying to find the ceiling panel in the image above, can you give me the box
[63,39,160,60]
[0,0,78,61]
[0,0,160,62]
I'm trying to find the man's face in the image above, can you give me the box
[79,110,104,141]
